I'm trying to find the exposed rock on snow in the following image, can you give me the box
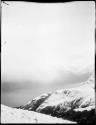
[18,74,95,123]
[1,104,76,123]
[18,92,51,111]
[19,74,95,112]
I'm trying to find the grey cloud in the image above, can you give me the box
[1,79,41,93]
[1,69,91,107]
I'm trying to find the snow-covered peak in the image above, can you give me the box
[18,92,52,111]
[19,73,95,113]
[17,73,95,123]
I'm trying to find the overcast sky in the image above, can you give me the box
[1,1,95,107]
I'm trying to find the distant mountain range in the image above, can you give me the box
[17,73,95,124]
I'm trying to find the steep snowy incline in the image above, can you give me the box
[1,104,76,123]
[18,92,52,111]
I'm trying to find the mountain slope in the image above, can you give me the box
[19,74,95,111]
[18,92,52,111]
[1,104,76,123]
[18,73,95,123]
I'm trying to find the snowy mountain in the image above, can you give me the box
[1,104,76,123]
[18,73,95,123]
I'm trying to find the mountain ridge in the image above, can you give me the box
[18,73,95,123]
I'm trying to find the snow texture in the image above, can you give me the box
[1,104,76,123]
[1,74,95,123]
[20,74,95,114]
